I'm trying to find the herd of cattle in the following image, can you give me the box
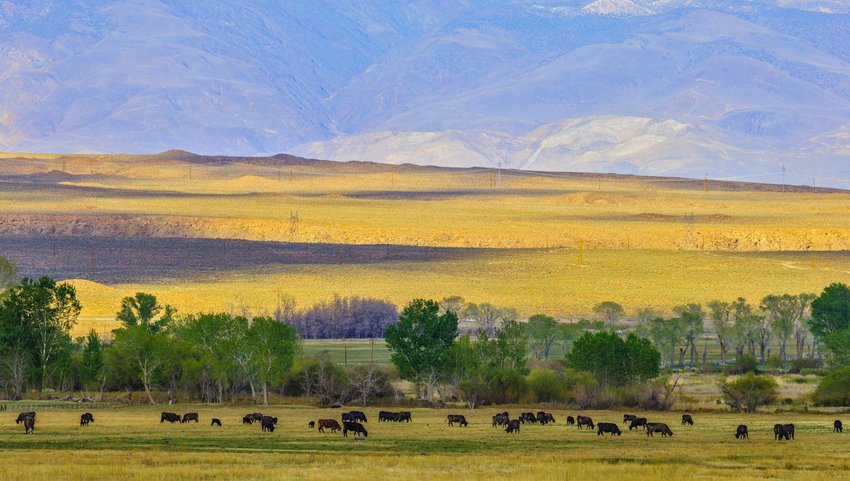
[9,409,847,441]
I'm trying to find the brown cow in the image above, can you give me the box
[646,422,673,437]
[318,419,342,433]
[23,416,35,434]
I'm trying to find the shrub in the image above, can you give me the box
[720,373,779,413]
[789,358,822,374]
[812,367,850,406]
[526,369,565,403]
[736,355,758,374]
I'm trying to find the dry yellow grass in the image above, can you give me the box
[2,152,850,331]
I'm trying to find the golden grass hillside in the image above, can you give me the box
[1,151,849,328]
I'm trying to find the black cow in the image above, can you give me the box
[623,414,637,425]
[261,416,278,432]
[646,423,673,437]
[784,423,795,440]
[835,420,843,433]
[378,411,395,422]
[343,421,368,437]
[398,411,412,423]
[161,412,180,423]
[566,416,575,426]
[681,414,694,426]
[774,424,790,440]
[492,414,509,427]
[577,415,594,430]
[597,422,622,436]
[505,419,521,434]
[80,412,94,426]
[519,412,536,424]
[211,418,222,426]
[16,411,36,424]
[343,411,367,423]
[251,412,264,422]
[182,413,199,423]
[308,421,316,429]
[446,414,468,427]
[735,424,749,439]
[536,412,555,425]
[23,416,35,434]
[629,417,647,431]
[243,415,254,425]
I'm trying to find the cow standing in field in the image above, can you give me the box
[577,416,594,430]
[22,416,35,434]
[597,422,622,436]
[80,413,94,426]
[446,415,468,427]
[308,421,316,429]
[735,425,749,439]
[537,412,555,425]
[492,414,509,427]
[161,412,180,423]
[182,413,199,423]
[566,416,575,426]
[623,414,637,425]
[645,423,673,437]
[505,420,521,434]
[261,416,278,432]
[629,417,647,431]
[16,412,36,424]
[398,411,412,423]
[343,421,368,438]
[835,420,843,433]
[243,415,254,425]
[318,419,341,433]
[681,414,694,426]
[774,424,790,440]
[211,418,222,426]
[784,423,795,440]
[378,411,395,422]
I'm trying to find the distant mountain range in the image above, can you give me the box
[2,1,850,185]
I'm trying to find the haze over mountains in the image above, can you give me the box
[2,1,850,185]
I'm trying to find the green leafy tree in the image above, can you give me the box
[80,330,105,396]
[648,316,684,366]
[708,300,733,363]
[249,316,299,404]
[674,303,704,366]
[810,283,850,366]
[0,257,15,299]
[385,299,458,400]
[593,301,624,329]
[720,373,779,413]
[116,292,175,333]
[526,314,559,360]
[109,325,167,403]
[625,333,661,382]
[567,331,628,387]
[176,313,242,403]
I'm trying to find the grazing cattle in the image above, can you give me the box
[597,422,622,436]
[160,412,180,423]
[784,423,795,440]
[505,419,521,434]
[23,416,35,434]
[774,424,790,440]
[492,414,509,427]
[308,421,315,429]
[181,413,199,423]
[318,419,341,433]
[343,411,367,423]
[735,424,749,439]
[577,415,595,430]
[566,416,575,426]
[80,413,94,426]
[398,411,412,423]
[343,421,368,438]
[446,414,468,427]
[243,415,254,425]
[520,412,537,424]
[629,417,648,431]
[251,412,264,423]
[211,418,222,426]
[623,414,637,425]
[378,411,395,422]
[261,416,278,432]
[536,412,555,425]
[681,414,694,426]
[835,420,843,433]
[646,423,673,437]
[16,411,36,424]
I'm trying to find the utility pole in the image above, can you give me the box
[577,240,584,266]
[703,173,708,192]
[781,165,786,192]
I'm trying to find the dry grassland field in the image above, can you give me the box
[1,404,849,481]
[1,151,849,336]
